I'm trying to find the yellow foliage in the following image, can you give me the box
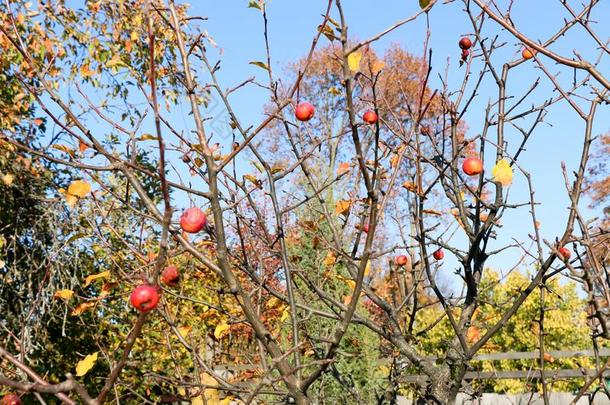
[492,158,513,186]
[75,352,98,376]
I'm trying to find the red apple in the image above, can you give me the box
[130,284,160,312]
[180,207,207,233]
[161,265,180,286]
[522,48,535,60]
[395,255,409,267]
[362,224,370,233]
[1,395,21,405]
[295,102,315,122]
[558,247,571,260]
[461,49,470,59]
[362,110,378,125]
[459,37,472,50]
[462,157,483,176]
[433,249,444,260]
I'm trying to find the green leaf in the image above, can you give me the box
[248,0,262,10]
[249,61,270,71]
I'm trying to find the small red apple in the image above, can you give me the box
[161,265,180,286]
[295,102,315,122]
[362,110,378,125]
[130,284,160,312]
[459,37,472,50]
[558,247,571,260]
[180,207,207,233]
[522,47,535,60]
[461,49,470,59]
[395,255,409,267]
[462,157,483,176]
[433,249,444,260]
[1,394,21,405]
[362,224,370,233]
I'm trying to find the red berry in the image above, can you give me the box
[558,247,571,260]
[459,37,472,50]
[362,110,378,125]
[462,157,483,176]
[180,207,207,233]
[433,249,444,260]
[2,394,21,405]
[395,255,409,266]
[461,49,470,59]
[130,284,160,312]
[295,102,315,122]
[161,265,180,286]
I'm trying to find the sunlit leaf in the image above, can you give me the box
[84,270,110,287]
[334,199,351,216]
[347,51,362,72]
[214,322,230,340]
[249,61,269,71]
[324,251,337,268]
[492,158,513,186]
[75,352,98,377]
[54,289,74,301]
[68,180,91,198]
[2,173,14,186]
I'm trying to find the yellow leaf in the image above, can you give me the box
[200,373,219,403]
[334,199,351,216]
[68,180,91,198]
[52,144,75,157]
[244,174,262,189]
[54,289,74,301]
[347,51,362,72]
[75,352,97,377]
[402,181,419,193]
[130,31,139,42]
[492,158,513,186]
[324,251,337,268]
[337,162,351,175]
[2,173,14,186]
[84,270,110,287]
[280,307,290,322]
[214,321,230,340]
[177,326,192,338]
[328,86,342,96]
[364,260,371,277]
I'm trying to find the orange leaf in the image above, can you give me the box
[334,199,351,216]
[337,162,351,176]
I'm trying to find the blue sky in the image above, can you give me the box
[182,1,609,278]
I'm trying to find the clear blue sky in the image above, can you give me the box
[181,1,609,279]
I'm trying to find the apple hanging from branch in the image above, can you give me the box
[130,284,160,312]
[180,207,207,233]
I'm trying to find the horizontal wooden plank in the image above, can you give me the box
[401,368,610,383]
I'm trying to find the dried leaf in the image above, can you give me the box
[78,140,89,153]
[54,289,74,301]
[75,352,98,377]
[371,60,385,74]
[492,158,513,186]
[84,270,110,287]
[337,162,351,175]
[214,322,230,340]
[80,63,96,78]
[334,199,351,216]
[177,326,192,338]
[324,251,337,268]
[71,301,96,316]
